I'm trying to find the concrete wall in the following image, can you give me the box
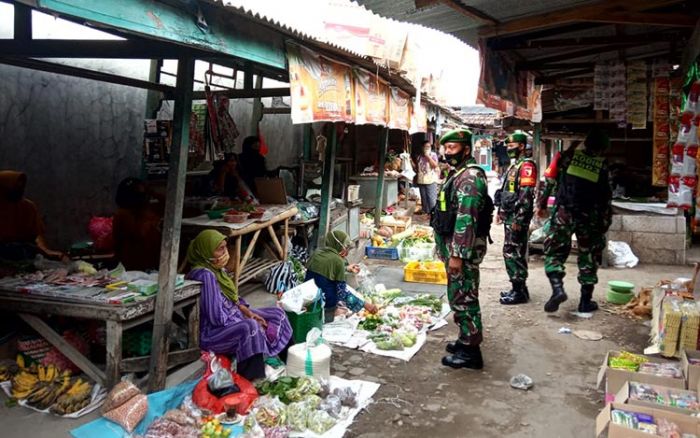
[0,63,146,249]
[607,214,687,265]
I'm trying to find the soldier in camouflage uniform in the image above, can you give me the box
[536,129,612,313]
[432,129,490,370]
[498,131,538,305]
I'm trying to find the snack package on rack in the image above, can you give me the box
[683,144,698,177]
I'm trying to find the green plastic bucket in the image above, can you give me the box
[285,305,324,344]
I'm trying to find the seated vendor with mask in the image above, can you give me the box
[305,230,378,322]
[0,170,67,261]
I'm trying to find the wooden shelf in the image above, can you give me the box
[238,258,280,286]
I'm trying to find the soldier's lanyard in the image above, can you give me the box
[438,167,467,212]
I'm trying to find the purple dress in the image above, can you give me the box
[188,268,292,361]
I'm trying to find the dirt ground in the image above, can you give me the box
[342,219,691,438]
[0,215,693,437]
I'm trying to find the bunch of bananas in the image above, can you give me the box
[26,366,72,410]
[11,370,39,400]
[52,378,93,415]
[0,362,18,381]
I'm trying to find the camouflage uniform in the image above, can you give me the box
[499,157,537,283]
[538,150,612,286]
[435,157,488,346]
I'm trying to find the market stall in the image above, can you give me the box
[182,204,297,288]
[0,272,201,389]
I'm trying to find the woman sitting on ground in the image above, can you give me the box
[186,230,292,381]
[305,230,378,322]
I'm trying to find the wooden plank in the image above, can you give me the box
[19,313,106,386]
[240,230,262,273]
[233,235,242,286]
[283,219,289,259]
[535,68,594,84]
[250,74,263,133]
[186,299,200,349]
[519,62,593,71]
[0,57,175,96]
[479,0,686,37]
[121,348,201,373]
[184,206,298,238]
[238,259,280,285]
[317,125,337,247]
[516,44,643,68]
[0,39,198,59]
[262,107,292,115]
[439,0,497,25]
[191,87,290,100]
[491,33,679,50]
[585,12,696,27]
[267,225,285,260]
[374,128,389,229]
[105,320,123,388]
[13,3,32,41]
[149,57,195,392]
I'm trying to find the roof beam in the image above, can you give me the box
[0,39,201,58]
[520,62,594,71]
[190,87,290,100]
[414,0,498,24]
[535,69,595,85]
[516,44,648,67]
[491,33,680,50]
[0,56,175,96]
[585,12,697,27]
[480,0,687,38]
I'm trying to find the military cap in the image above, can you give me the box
[439,128,473,145]
[507,131,528,144]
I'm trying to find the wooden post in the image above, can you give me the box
[533,123,542,168]
[148,57,194,392]
[303,124,312,161]
[250,74,263,135]
[374,127,388,229]
[13,3,32,41]
[317,124,337,248]
[144,59,163,118]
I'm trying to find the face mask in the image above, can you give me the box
[211,251,230,269]
[507,149,519,159]
[444,151,465,166]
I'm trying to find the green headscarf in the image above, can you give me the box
[187,229,238,303]
[307,230,351,282]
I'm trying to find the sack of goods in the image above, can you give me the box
[286,328,331,380]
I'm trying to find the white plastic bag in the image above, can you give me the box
[607,241,639,268]
[279,280,320,314]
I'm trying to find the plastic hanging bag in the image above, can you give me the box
[355,263,376,296]
[279,280,321,314]
[193,353,258,415]
[207,355,240,397]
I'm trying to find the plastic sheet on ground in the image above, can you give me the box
[71,380,199,438]
[0,380,106,419]
[323,303,450,361]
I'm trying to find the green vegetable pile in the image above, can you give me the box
[398,294,443,314]
[368,331,417,350]
[256,376,321,405]
[358,314,383,331]
[290,256,306,282]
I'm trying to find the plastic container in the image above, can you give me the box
[606,288,634,305]
[223,213,248,223]
[347,185,360,202]
[207,208,231,219]
[404,261,447,285]
[285,305,324,345]
[608,280,635,293]
[248,209,265,219]
[398,241,436,262]
[365,245,399,260]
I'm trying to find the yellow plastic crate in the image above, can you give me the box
[404,261,447,285]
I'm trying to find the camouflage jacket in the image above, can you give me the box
[498,156,537,227]
[435,157,488,261]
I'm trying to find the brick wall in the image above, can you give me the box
[607,214,687,265]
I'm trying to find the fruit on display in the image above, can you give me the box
[201,416,232,438]
[11,369,39,400]
[52,378,93,415]
[27,368,72,410]
[0,361,19,381]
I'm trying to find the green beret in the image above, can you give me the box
[507,131,528,144]
[439,129,473,145]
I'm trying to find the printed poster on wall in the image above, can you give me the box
[287,45,355,124]
[652,77,670,187]
[388,87,411,130]
[354,69,389,126]
[409,103,428,134]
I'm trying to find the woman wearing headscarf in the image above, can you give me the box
[0,170,66,261]
[305,230,378,322]
[238,136,267,195]
[186,230,292,380]
[112,177,163,271]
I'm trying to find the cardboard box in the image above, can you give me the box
[596,401,700,437]
[617,381,700,416]
[682,349,700,390]
[255,178,288,205]
[597,351,685,399]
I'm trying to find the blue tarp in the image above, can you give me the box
[70,380,244,438]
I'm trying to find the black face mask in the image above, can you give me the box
[443,152,464,167]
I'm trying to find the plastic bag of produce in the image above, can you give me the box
[104,393,148,433]
[102,380,140,414]
[88,216,114,251]
[250,397,287,428]
[285,401,309,431]
[193,353,258,415]
[307,410,336,434]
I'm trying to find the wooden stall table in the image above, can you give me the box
[289,217,320,249]
[182,204,298,288]
[0,280,201,389]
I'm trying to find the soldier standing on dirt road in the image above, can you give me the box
[498,131,538,306]
[431,128,492,370]
[536,128,613,314]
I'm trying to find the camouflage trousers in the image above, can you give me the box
[503,221,529,282]
[544,205,607,286]
[447,261,482,346]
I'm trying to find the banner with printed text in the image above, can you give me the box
[287,45,355,124]
[353,69,389,126]
[388,87,411,131]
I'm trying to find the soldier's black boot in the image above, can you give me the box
[578,284,599,312]
[442,344,483,370]
[500,281,528,305]
[544,274,568,313]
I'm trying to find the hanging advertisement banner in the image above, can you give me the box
[354,69,390,126]
[653,77,670,187]
[410,103,428,134]
[388,87,411,130]
[287,45,355,124]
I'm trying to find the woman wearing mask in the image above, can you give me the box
[186,230,292,380]
[305,230,378,322]
[415,141,440,214]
